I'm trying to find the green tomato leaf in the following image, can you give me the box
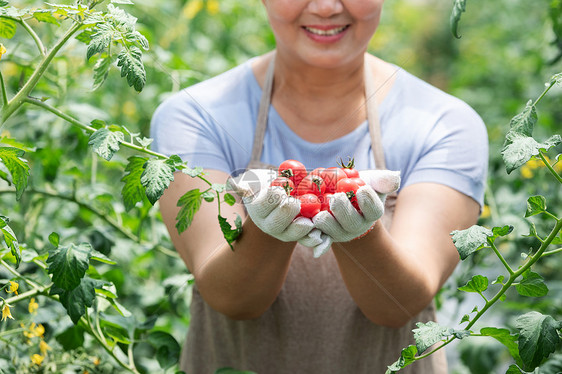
[450,0,467,38]
[32,10,60,25]
[385,345,418,373]
[202,190,215,202]
[492,275,505,285]
[117,45,146,92]
[515,311,561,371]
[508,100,537,138]
[218,214,243,250]
[88,128,124,161]
[48,232,60,247]
[183,166,204,178]
[525,195,547,217]
[550,73,562,86]
[140,158,175,205]
[460,314,470,324]
[87,23,114,60]
[176,189,202,233]
[458,275,489,293]
[538,353,562,374]
[211,183,226,193]
[451,225,493,260]
[0,17,16,39]
[413,321,454,353]
[505,364,524,374]
[147,331,181,369]
[92,54,115,91]
[224,193,236,206]
[55,325,85,350]
[47,243,93,291]
[121,156,148,211]
[0,215,20,267]
[502,134,561,174]
[516,270,549,297]
[50,277,106,324]
[135,136,153,148]
[0,146,30,200]
[480,327,524,368]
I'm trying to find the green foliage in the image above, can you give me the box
[176,188,202,233]
[458,274,489,293]
[88,127,124,161]
[140,157,176,205]
[515,311,562,371]
[516,270,549,297]
[450,0,467,38]
[47,242,92,291]
[0,146,30,200]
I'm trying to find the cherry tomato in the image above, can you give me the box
[296,174,326,196]
[298,193,321,218]
[309,167,324,178]
[320,193,333,213]
[341,167,360,178]
[278,159,307,187]
[270,177,295,195]
[352,177,366,187]
[336,178,360,210]
[338,156,360,178]
[320,167,347,193]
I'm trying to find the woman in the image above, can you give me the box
[151,1,488,373]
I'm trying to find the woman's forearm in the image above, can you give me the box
[193,217,296,320]
[332,222,441,328]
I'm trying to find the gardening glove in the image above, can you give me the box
[298,228,333,258]
[313,170,400,243]
[227,169,314,242]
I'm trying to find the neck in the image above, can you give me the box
[272,51,366,100]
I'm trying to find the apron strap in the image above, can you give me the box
[364,56,386,170]
[249,55,276,166]
[249,52,386,171]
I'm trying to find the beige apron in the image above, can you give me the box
[180,54,448,374]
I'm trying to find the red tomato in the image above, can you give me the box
[320,193,333,213]
[278,160,307,187]
[352,177,366,187]
[309,167,324,178]
[298,193,321,218]
[338,157,360,178]
[341,167,360,178]
[335,178,360,210]
[270,177,295,195]
[320,167,347,193]
[296,175,326,196]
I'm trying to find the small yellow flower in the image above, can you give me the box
[30,353,44,365]
[7,281,19,295]
[93,357,100,365]
[26,323,45,338]
[520,165,533,179]
[2,303,14,321]
[39,340,51,355]
[0,44,7,61]
[206,0,219,15]
[480,204,491,219]
[183,0,203,19]
[28,298,39,314]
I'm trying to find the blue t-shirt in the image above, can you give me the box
[151,57,488,205]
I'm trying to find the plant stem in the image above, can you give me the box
[0,258,42,290]
[533,81,555,107]
[0,188,178,258]
[539,151,562,184]
[80,315,140,374]
[3,287,48,305]
[0,70,7,107]
[541,246,562,257]
[24,97,166,159]
[1,21,82,124]
[415,218,562,360]
[489,241,514,275]
[17,18,47,57]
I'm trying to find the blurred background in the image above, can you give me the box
[1,0,561,372]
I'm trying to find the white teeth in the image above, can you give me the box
[304,25,348,36]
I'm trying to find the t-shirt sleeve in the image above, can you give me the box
[402,102,489,206]
[150,90,232,174]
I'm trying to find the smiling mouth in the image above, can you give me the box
[302,25,350,36]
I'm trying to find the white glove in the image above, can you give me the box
[313,170,401,243]
[298,229,333,258]
[227,169,314,242]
